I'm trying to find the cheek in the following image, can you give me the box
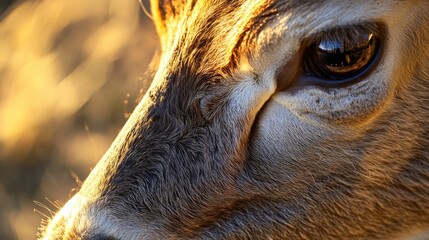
[248,101,364,192]
[248,101,328,185]
[251,101,326,163]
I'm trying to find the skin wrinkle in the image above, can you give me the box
[41,0,429,239]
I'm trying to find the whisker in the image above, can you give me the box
[34,200,57,216]
[34,208,52,220]
[139,0,154,21]
[70,171,83,187]
[45,197,63,211]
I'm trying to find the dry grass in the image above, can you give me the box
[0,1,157,239]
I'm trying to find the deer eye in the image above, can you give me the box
[303,27,381,82]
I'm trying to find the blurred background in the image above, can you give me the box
[0,0,158,239]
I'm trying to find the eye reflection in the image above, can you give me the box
[318,39,343,52]
[303,28,381,81]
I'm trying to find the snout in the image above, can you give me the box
[42,195,116,240]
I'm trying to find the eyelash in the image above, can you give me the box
[306,23,382,46]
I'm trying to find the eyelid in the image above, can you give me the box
[302,22,383,48]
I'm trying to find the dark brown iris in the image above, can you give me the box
[304,30,380,81]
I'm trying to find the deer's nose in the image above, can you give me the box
[42,195,117,240]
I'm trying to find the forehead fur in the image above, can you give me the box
[149,0,408,74]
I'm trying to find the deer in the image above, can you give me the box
[40,0,429,239]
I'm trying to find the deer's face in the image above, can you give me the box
[42,0,429,239]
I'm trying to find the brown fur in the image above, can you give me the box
[41,0,429,239]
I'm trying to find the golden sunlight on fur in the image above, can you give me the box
[3,0,429,239]
[43,0,429,239]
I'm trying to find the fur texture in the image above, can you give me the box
[42,0,429,239]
